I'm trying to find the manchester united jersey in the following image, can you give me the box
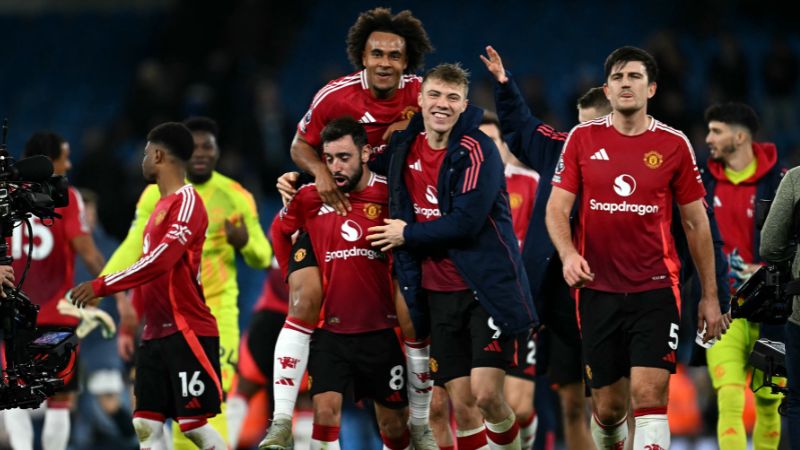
[404,133,469,291]
[10,187,89,327]
[93,185,217,340]
[552,115,705,293]
[297,70,421,150]
[505,164,539,248]
[272,173,396,334]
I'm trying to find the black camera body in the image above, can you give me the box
[0,120,77,410]
[731,264,794,324]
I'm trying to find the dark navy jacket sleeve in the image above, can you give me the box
[495,72,567,173]
[402,136,504,246]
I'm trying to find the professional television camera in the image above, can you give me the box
[0,120,76,409]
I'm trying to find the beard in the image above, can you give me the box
[710,143,736,161]
[337,164,363,193]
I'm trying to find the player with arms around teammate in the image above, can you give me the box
[3,131,129,450]
[273,117,413,450]
[70,123,226,449]
[263,8,436,450]
[546,46,727,450]
[367,63,537,450]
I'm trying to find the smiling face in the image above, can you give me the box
[362,31,408,98]
[187,130,219,184]
[418,78,468,137]
[323,134,370,193]
[603,60,656,115]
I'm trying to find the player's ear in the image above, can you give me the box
[361,145,371,163]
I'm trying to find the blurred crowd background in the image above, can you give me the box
[0,0,798,448]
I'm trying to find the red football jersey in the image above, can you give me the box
[552,115,706,293]
[272,173,396,334]
[297,70,421,150]
[404,133,469,291]
[505,164,539,248]
[93,185,218,340]
[9,187,89,326]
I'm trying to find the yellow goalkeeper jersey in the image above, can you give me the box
[103,171,272,310]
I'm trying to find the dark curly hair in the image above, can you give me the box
[704,102,760,135]
[346,7,434,74]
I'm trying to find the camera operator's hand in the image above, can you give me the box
[68,282,100,308]
[0,266,15,298]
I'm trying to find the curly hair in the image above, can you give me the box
[346,7,434,73]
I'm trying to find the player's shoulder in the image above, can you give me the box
[505,164,540,181]
[401,73,422,89]
[650,118,691,144]
[213,171,255,199]
[310,70,365,108]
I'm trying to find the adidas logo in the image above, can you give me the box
[722,427,738,436]
[318,204,335,215]
[662,352,676,364]
[184,397,202,409]
[590,148,610,160]
[483,340,502,352]
[408,159,422,171]
[385,391,403,402]
[275,377,295,386]
[358,112,377,124]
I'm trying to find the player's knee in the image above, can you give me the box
[430,388,450,421]
[132,417,163,443]
[473,385,504,414]
[313,402,341,426]
[376,409,407,439]
[288,272,322,322]
[593,403,627,425]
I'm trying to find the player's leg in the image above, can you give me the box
[394,282,435,449]
[165,333,226,449]
[174,302,238,449]
[627,288,682,450]
[229,309,285,448]
[306,328,352,450]
[706,317,750,449]
[374,402,411,450]
[467,295,520,450]
[557,383,596,450]
[750,322,783,449]
[429,384,455,449]
[133,339,173,449]
[262,233,322,449]
[504,334,537,450]
[428,290,489,449]
[579,289,629,449]
[3,408,34,450]
[42,391,76,450]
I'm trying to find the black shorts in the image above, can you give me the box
[134,332,222,420]
[578,287,680,389]
[308,328,407,409]
[539,259,584,386]
[506,332,537,381]
[287,232,318,276]
[427,290,516,384]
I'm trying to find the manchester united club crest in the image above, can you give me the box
[154,210,167,225]
[429,357,439,373]
[363,202,382,220]
[643,150,664,169]
[400,106,418,121]
[509,193,523,210]
[294,248,306,262]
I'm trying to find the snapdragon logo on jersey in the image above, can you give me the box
[589,174,660,216]
[413,185,441,219]
[325,220,385,262]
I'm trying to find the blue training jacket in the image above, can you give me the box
[370,104,538,337]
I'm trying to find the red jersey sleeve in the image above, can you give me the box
[671,137,706,205]
[551,127,582,194]
[297,85,338,149]
[271,186,315,279]
[93,190,206,296]
[63,188,90,241]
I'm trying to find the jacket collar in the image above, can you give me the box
[402,104,484,149]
